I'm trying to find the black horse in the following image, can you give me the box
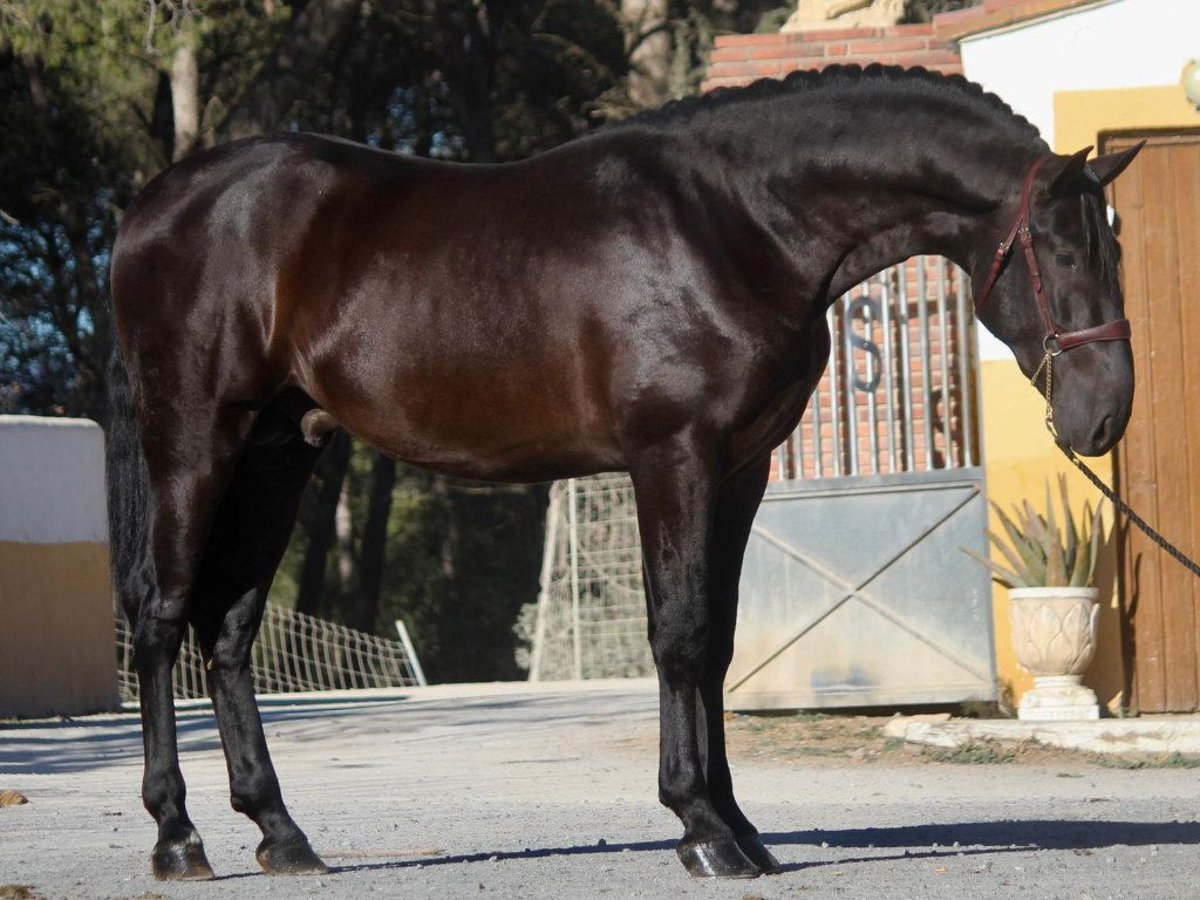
[107,65,1140,881]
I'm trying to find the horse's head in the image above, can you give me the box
[972,143,1143,457]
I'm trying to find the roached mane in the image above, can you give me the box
[605,63,1044,144]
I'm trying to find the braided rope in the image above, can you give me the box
[1032,351,1200,579]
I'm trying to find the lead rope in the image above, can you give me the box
[1033,350,1200,578]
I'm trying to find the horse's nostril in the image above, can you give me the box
[1091,415,1115,451]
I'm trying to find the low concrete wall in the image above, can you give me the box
[0,415,117,717]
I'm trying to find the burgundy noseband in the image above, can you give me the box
[973,153,1131,355]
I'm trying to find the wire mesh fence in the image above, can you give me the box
[524,474,653,681]
[523,257,976,682]
[115,603,426,703]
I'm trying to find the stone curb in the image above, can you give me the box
[884,714,1200,755]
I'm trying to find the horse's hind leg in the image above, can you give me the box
[189,402,327,875]
[133,403,256,880]
[697,455,777,872]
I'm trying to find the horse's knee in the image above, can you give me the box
[651,614,709,679]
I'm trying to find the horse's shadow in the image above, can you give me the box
[317,819,1200,877]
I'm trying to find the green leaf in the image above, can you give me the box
[987,527,1032,580]
[1070,513,1092,587]
[991,501,1046,584]
[1059,473,1079,581]
[962,546,1027,588]
[1087,500,1106,586]
[1043,484,1067,587]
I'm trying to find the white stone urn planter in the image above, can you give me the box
[1009,586,1100,720]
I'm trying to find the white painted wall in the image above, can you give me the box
[0,416,107,543]
[960,0,1200,360]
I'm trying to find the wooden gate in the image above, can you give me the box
[1108,130,1200,713]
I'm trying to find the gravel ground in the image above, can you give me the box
[3,680,1200,899]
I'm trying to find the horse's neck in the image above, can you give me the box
[707,93,1042,295]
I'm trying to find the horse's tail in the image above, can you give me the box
[105,339,155,624]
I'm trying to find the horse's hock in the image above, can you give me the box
[0,415,117,717]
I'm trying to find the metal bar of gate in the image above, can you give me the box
[916,258,934,471]
[956,267,975,468]
[936,257,952,470]
[842,294,859,476]
[863,281,879,475]
[880,273,897,474]
[827,305,842,477]
[898,262,915,472]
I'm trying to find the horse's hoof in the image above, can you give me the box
[736,833,781,873]
[677,837,761,878]
[152,835,215,881]
[256,834,329,875]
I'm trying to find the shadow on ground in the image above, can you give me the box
[301,819,1200,879]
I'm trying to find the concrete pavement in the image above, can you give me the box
[3,680,1200,898]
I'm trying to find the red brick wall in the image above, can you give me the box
[702,23,962,92]
[765,258,977,483]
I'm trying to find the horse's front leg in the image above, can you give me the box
[698,454,778,872]
[630,438,762,879]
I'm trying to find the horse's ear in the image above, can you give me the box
[1046,147,1093,197]
[1087,140,1146,186]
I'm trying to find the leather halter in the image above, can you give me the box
[973,153,1131,355]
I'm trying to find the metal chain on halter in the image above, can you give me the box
[1032,349,1200,579]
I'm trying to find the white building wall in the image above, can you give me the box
[960,0,1200,360]
[0,415,117,716]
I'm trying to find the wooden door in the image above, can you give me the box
[1108,131,1200,713]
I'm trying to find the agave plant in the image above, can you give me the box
[966,474,1106,589]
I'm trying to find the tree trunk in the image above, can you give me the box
[350,452,397,633]
[169,27,200,160]
[433,474,460,587]
[621,0,671,109]
[335,476,355,594]
[295,430,352,617]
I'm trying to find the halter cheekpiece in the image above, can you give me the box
[972,153,1131,355]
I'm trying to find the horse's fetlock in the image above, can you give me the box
[230,774,282,818]
[142,772,186,821]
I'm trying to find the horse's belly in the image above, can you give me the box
[305,371,623,482]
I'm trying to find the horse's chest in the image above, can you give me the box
[729,321,831,466]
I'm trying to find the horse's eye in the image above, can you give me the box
[1055,252,1077,269]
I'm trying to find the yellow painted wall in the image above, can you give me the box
[982,81,1198,714]
[0,416,117,718]
[1055,85,1200,155]
[0,541,116,717]
[980,360,1122,712]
